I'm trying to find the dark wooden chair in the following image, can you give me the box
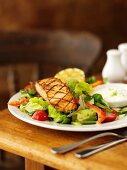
[0,30,101,170]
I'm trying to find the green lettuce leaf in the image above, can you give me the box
[29,97,49,110]
[48,105,70,124]
[72,109,97,124]
[20,97,49,115]
[74,82,93,97]
[86,76,96,84]
[66,79,79,94]
[92,93,109,109]
[20,90,32,98]
[67,79,93,98]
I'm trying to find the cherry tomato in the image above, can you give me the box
[32,110,48,121]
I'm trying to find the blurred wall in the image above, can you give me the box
[0,1,127,38]
[0,0,127,68]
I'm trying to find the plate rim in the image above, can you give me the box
[8,92,127,132]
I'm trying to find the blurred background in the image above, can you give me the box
[0,0,127,169]
[0,0,127,56]
[0,0,127,69]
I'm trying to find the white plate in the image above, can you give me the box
[8,92,127,132]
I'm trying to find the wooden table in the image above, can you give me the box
[0,109,127,170]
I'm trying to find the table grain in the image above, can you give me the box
[0,109,127,170]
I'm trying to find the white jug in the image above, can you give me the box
[102,49,126,83]
[118,43,127,77]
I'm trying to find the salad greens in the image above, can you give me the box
[118,107,127,115]
[19,91,70,124]
[20,97,49,116]
[72,109,97,125]
[9,77,127,125]
[92,93,109,109]
[86,76,96,84]
[48,105,70,124]
[67,79,93,98]
[20,90,32,99]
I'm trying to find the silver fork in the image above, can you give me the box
[75,129,127,158]
[51,131,126,154]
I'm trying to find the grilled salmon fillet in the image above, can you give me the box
[35,77,77,112]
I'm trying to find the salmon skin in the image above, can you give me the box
[35,77,77,112]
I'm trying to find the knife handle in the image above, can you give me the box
[75,138,126,158]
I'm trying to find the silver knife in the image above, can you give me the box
[75,138,127,158]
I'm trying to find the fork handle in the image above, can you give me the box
[51,132,117,154]
[75,138,127,158]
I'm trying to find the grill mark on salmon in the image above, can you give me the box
[35,77,77,112]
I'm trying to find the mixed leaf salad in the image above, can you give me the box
[8,69,127,125]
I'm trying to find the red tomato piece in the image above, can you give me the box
[32,110,48,121]
[104,109,118,122]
